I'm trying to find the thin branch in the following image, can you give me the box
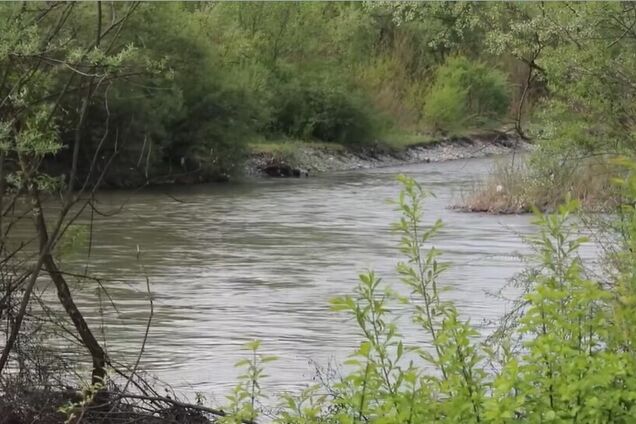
[106,392,258,424]
[111,247,154,416]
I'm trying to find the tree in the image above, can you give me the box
[0,1,144,385]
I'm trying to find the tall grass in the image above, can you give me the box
[458,156,620,214]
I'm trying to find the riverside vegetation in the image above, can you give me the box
[1,1,636,423]
[0,2,571,186]
[0,2,629,200]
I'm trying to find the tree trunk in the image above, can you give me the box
[33,191,108,385]
[43,254,108,385]
[515,63,533,141]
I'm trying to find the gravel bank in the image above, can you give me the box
[246,133,531,177]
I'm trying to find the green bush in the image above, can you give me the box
[268,76,380,145]
[44,3,260,185]
[424,56,511,132]
[102,3,256,181]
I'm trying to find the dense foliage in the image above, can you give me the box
[1,2,632,187]
[424,56,511,132]
[1,2,633,188]
[0,1,521,186]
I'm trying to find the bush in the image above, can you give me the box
[268,76,380,145]
[58,3,259,185]
[424,56,511,132]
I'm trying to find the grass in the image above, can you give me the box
[376,124,512,152]
[455,159,534,214]
[375,131,436,150]
[456,155,621,214]
[245,133,425,163]
[246,125,514,168]
[247,137,346,155]
[248,130,469,156]
[246,137,348,170]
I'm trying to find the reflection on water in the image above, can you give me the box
[57,157,539,398]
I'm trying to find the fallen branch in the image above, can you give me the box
[107,392,258,424]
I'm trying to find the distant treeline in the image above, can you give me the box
[0,2,633,185]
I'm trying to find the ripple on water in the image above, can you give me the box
[52,157,594,399]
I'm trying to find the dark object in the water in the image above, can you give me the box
[263,164,309,178]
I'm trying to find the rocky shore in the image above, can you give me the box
[246,133,530,178]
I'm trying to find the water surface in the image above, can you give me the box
[59,157,538,399]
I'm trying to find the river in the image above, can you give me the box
[59,156,539,401]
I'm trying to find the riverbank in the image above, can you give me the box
[93,132,529,187]
[245,132,530,178]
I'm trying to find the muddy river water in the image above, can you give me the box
[57,157,564,401]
